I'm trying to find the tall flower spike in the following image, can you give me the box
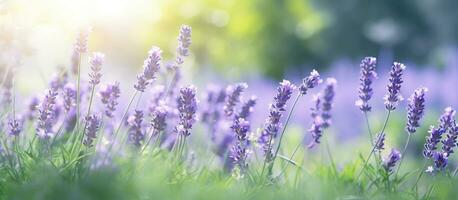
[439,107,456,131]
[373,132,385,151]
[300,69,321,95]
[230,118,250,172]
[176,24,192,66]
[83,114,101,147]
[383,149,402,173]
[128,110,145,147]
[134,47,162,92]
[88,52,105,85]
[74,28,91,54]
[63,83,77,113]
[433,152,448,170]
[224,83,248,118]
[237,96,257,120]
[321,78,337,128]
[356,57,377,112]
[384,62,406,111]
[423,126,446,158]
[36,88,58,139]
[406,87,428,134]
[259,80,296,159]
[151,106,167,135]
[8,118,22,136]
[175,85,198,137]
[99,82,121,118]
[442,122,458,156]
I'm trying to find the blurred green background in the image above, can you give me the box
[1,0,458,79]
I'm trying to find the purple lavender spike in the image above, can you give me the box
[299,69,322,95]
[175,24,192,67]
[442,122,458,156]
[237,96,257,120]
[373,132,385,151]
[383,149,402,173]
[406,87,427,134]
[384,62,406,111]
[423,126,446,158]
[356,57,377,112]
[224,83,248,118]
[259,80,296,160]
[99,82,121,118]
[439,107,456,131]
[36,88,58,139]
[63,83,77,113]
[151,106,167,136]
[175,85,197,137]
[321,78,337,128]
[74,28,91,54]
[230,118,250,171]
[8,118,22,136]
[433,152,448,170]
[88,52,105,85]
[134,47,162,92]
[83,114,101,147]
[128,110,145,147]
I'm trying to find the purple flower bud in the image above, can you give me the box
[74,28,91,54]
[88,52,105,85]
[307,116,324,148]
[383,148,401,173]
[175,85,198,137]
[423,126,446,158]
[63,83,77,113]
[134,47,162,92]
[176,25,192,66]
[433,152,448,170]
[384,62,406,111]
[259,80,296,160]
[36,88,58,139]
[128,110,145,147]
[83,114,101,147]
[99,82,121,118]
[406,87,427,134]
[151,106,167,135]
[224,83,248,118]
[8,118,22,136]
[356,57,377,112]
[237,96,257,120]
[321,78,337,128]
[439,107,456,131]
[299,69,322,95]
[373,132,385,151]
[442,122,458,156]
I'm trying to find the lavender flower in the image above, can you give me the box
[74,28,90,54]
[36,88,58,139]
[70,49,80,75]
[299,69,321,95]
[259,80,296,159]
[88,52,105,85]
[230,118,250,171]
[356,57,377,112]
[373,132,385,151]
[63,83,77,113]
[224,83,248,118]
[237,96,257,120]
[175,85,198,137]
[307,116,324,148]
[99,82,121,118]
[175,24,192,66]
[442,122,458,156]
[134,47,162,92]
[321,78,337,128]
[8,118,22,136]
[384,62,406,111]
[83,114,101,147]
[151,106,167,135]
[202,86,226,141]
[128,110,145,147]
[433,152,448,170]
[439,107,456,130]
[383,149,402,173]
[423,126,446,158]
[406,87,427,134]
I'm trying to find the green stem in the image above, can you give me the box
[412,160,429,191]
[395,133,411,178]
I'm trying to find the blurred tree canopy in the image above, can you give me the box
[150,0,458,78]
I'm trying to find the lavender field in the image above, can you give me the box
[2,1,458,199]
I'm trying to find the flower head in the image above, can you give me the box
[74,28,91,54]
[273,80,296,111]
[406,87,427,134]
[128,110,145,147]
[151,106,167,135]
[99,82,121,118]
[433,152,448,170]
[439,107,456,130]
[356,57,377,112]
[88,52,105,85]
[175,85,198,137]
[383,149,402,173]
[8,118,22,136]
[83,114,101,147]
[423,126,446,158]
[384,62,406,111]
[176,24,192,66]
[36,88,58,139]
[63,83,77,113]
[321,78,337,128]
[373,132,386,152]
[224,83,248,118]
[237,96,257,120]
[442,122,458,156]
[134,47,162,92]
[299,70,321,95]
